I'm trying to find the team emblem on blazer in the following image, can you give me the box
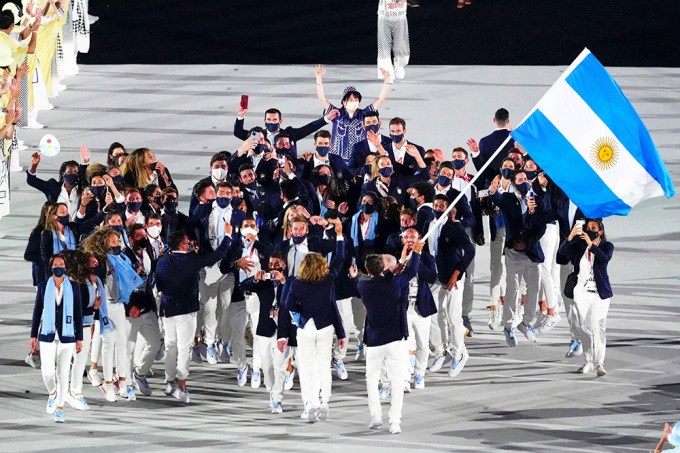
[397,188,402,194]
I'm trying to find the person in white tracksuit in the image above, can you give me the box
[377,0,410,80]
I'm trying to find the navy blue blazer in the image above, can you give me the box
[300,154,353,184]
[411,251,438,318]
[435,220,476,284]
[229,153,279,189]
[558,238,614,300]
[25,227,46,286]
[490,191,547,263]
[161,210,190,242]
[283,240,346,338]
[385,141,426,177]
[361,171,429,207]
[277,278,298,347]
[472,129,515,186]
[416,205,436,237]
[30,278,84,343]
[25,165,87,202]
[240,277,282,338]
[234,117,327,159]
[348,135,392,175]
[188,176,213,215]
[155,236,233,318]
[356,252,420,347]
[438,186,475,229]
[190,202,246,253]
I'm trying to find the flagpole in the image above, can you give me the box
[420,135,513,243]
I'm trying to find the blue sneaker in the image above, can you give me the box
[237,365,248,387]
[414,374,425,389]
[334,360,348,380]
[191,345,202,363]
[517,322,537,342]
[566,340,583,358]
[126,385,137,401]
[270,393,283,414]
[430,353,446,372]
[504,327,518,347]
[448,350,469,377]
[54,409,65,423]
[355,344,364,361]
[206,345,217,365]
[46,394,57,414]
[251,370,261,389]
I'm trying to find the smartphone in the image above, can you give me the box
[477,189,489,198]
[240,95,249,110]
[528,189,535,198]
[576,219,585,228]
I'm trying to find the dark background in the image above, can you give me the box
[80,0,679,67]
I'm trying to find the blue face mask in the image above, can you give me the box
[378,167,393,178]
[437,175,452,187]
[409,197,419,209]
[127,201,142,212]
[292,235,306,245]
[361,203,375,214]
[91,186,107,198]
[265,122,279,133]
[525,170,538,180]
[390,134,404,143]
[216,197,232,209]
[500,168,513,180]
[57,215,70,226]
[63,173,78,185]
[515,182,531,196]
[366,124,380,134]
[453,159,467,170]
[253,144,268,155]
[434,210,444,219]
[110,246,122,255]
[317,174,332,186]
[52,267,66,277]
[316,146,330,157]
[113,225,126,233]
[112,175,124,187]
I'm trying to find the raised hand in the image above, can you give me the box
[80,145,90,164]
[466,138,479,153]
[314,64,326,78]
[379,67,392,83]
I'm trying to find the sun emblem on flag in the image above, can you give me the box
[590,137,619,170]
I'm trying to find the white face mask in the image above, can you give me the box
[345,101,360,111]
[241,227,258,240]
[211,168,227,181]
[147,225,162,238]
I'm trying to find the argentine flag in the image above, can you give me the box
[510,48,675,218]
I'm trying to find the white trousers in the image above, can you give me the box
[429,282,448,355]
[351,296,365,345]
[127,311,162,377]
[442,274,467,357]
[333,297,353,361]
[462,230,476,318]
[163,312,198,381]
[366,339,407,425]
[90,321,102,363]
[226,301,248,369]
[489,227,507,306]
[503,249,541,328]
[271,346,295,403]
[40,337,75,407]
[406,305,432,376]
[573,286,610,365]
[198,266,234,346]
[70,325,92,394]
[296,320,335,407]
[377,15,410,79]
[560,263,579,339]
[102,302,129,381]
[215,273,236,343]
[245,293,261,370]
[538,223,559,309]
[254,334,276,390]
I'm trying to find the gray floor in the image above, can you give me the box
[0,64,679,452]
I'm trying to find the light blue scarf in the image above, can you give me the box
[351,211,378,248]
[87,276,115,334]
[41,277,75,338]
[106,253,144,304]
[52,228,76,253]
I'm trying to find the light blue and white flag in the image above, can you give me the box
[511,48,675,218]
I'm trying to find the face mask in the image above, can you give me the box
[204,197,216,206]
[57,215,70,226]
[361,203,375,214]
[253,144,268,155]
[127,201,142,212]
[241,227,258,238]
[453,159,467,170]
[437,175,452,187]
[153,196,162,206]
[292,235,306,245]
[586,230,600,241]
[345,101,359,111]
[434,210,444,219]
[378,167,393,178]
[231,197,242,208]
[364,164,372,174]
[525,170,538,180]
[246,181,257,190]
[365,124,380,134]
[399,226,409,233]
[211,168,227,181]
[149,162,158,171]
[316,146,330,157]
[216,197,232,209]
[147,225,162,238]
[135,238,150,249]
[112,175,124,187]
[515,182,531,196]
[164,200,178,212]
[110,246,122,255]
[91,186,106,198]
[52,267,66,277]
[409,197,420,209]
[390,133,404,143]
[63,173,78,185]
[317,174,332,186]
[500,168,513,180]
[113,225,126,234]
[265,122,279,133]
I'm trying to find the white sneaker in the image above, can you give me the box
[517,322,537,343]
[134,371,152,397]
[403,382,411,393]
[596,364,607,377]
[46,393,57,414]
[88,14,99,24]
[237,365,249,387]
[394,66,405,79]
[25,352,41,369]
[124,385,136,401]
[368,416,383,430]
[448,349,469,378]
[101,383,118,402]
[334,360,348,380]
[317,403,329,421]
[577,362,594,374]
[54,81,67,92]
[533,312,548,330]
[42,104,55,111]
[389,423,402,434]
[24,119,44,130]
[172,387,191,403]
[270,394,283,414]
[284,369,295,391]
[66,393,90,411]
[87,368,101,386]
[414,374,425,389]
[251,369,261,389]
[538,313,561,334]
[164,381,175,396]
[430,353,446,372]
[304,403,318,423]
[488,307,499,330]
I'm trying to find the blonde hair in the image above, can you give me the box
[85,163,107,184]
[80,226,118,260]
[120,148,151,188]
[44,203,67,232]
[297,252,328,284]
